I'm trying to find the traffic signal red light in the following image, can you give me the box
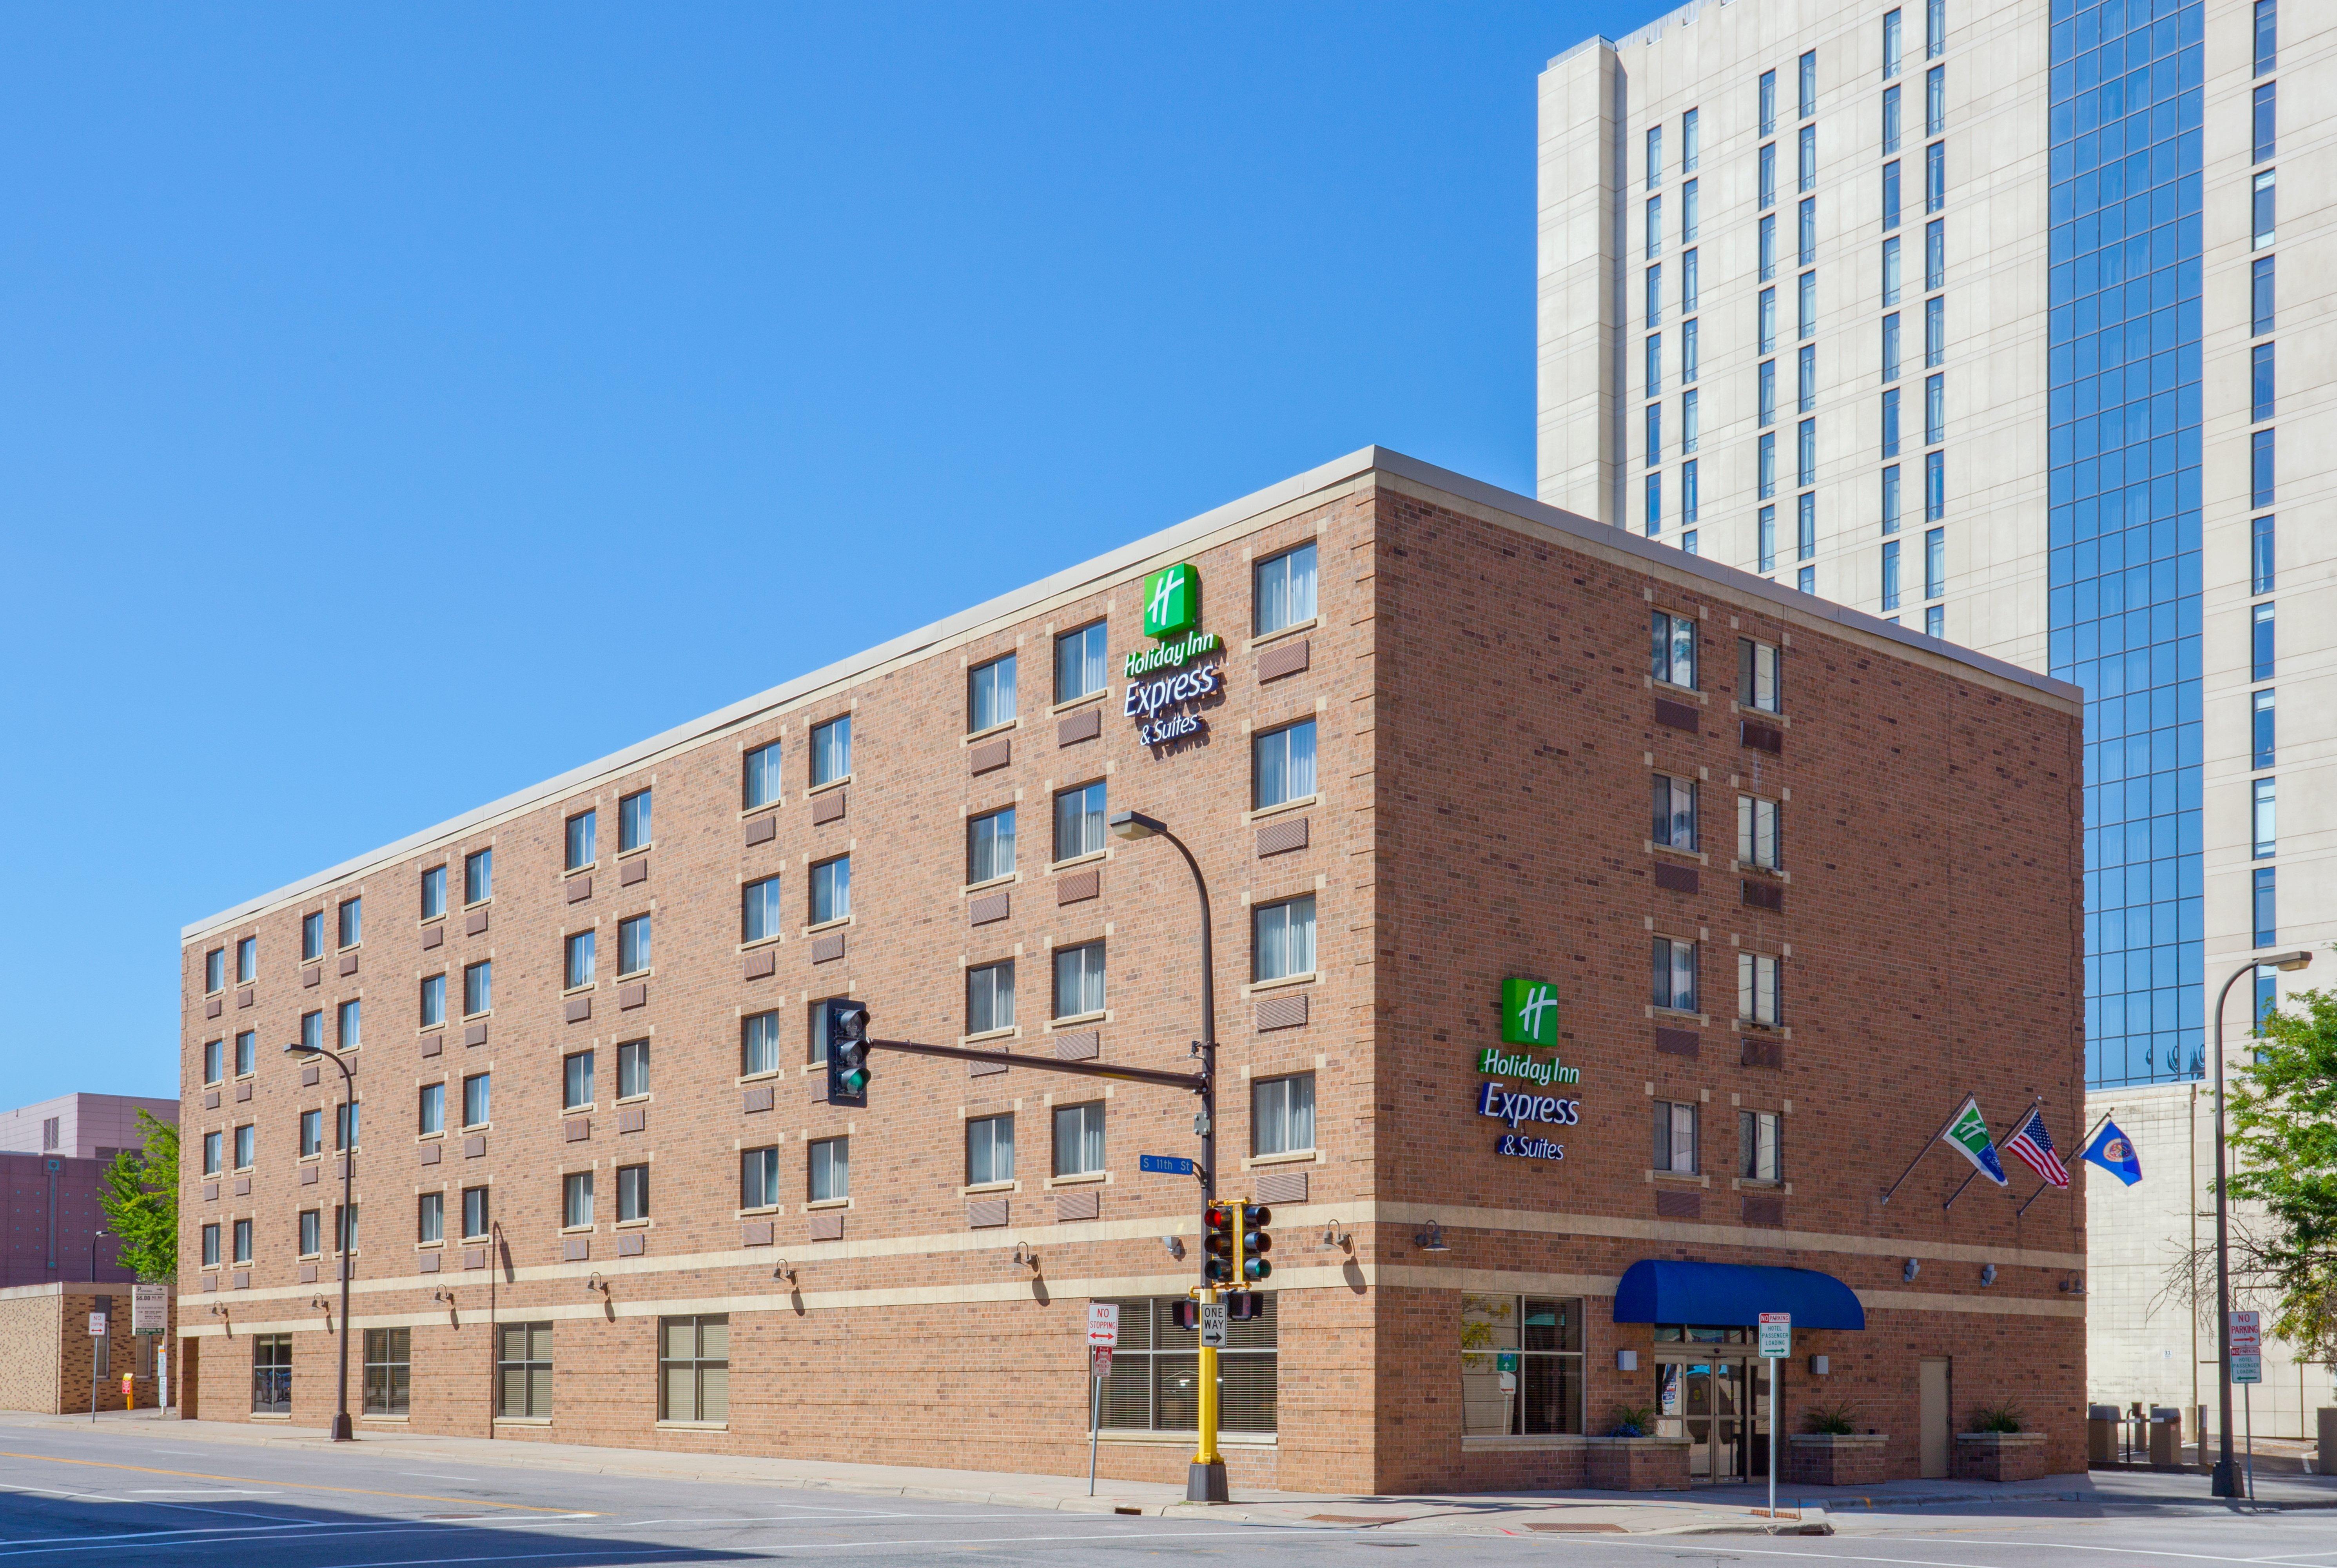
[1202,1202,1238,1284]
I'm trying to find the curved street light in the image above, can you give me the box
[285,1039,357,1442]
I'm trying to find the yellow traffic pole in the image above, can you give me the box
[1196,1283,1221,1469]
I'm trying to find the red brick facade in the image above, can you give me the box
[178,451,2085,1491]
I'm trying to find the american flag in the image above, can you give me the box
[2003,1105,2070,1189]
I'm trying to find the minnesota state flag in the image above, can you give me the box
[2083,1119,2143,1186]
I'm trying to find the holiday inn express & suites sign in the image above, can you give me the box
[1478,977,1582,1161]
[1124,563,1223,751]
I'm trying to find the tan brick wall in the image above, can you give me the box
[0,1291,61,1412]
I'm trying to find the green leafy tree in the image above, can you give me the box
[96,1110,178,1282]
[2227,982,2337,1361]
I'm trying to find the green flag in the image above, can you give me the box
[1941,1096,2009,1186]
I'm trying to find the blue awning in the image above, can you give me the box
[1612,1260,1866,1330]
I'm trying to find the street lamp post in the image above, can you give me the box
[2207,949,2311,1498]
[1107,809,1227,1504]
[287,1040,359,1442]
[89,1228,109,1421]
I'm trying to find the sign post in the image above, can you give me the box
[87,1313,106,1423]
[1758,1314,1792,1519]
[1087,1304,1121,1497]
[2231,1311,2261,1499]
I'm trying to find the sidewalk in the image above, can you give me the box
[7,1411,2334,1537]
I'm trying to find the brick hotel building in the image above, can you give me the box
[177,448,2087,1491]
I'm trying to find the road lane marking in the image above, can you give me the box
[0,1453,586,1515]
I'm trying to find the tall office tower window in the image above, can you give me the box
[1646,194,1662,256]
[1796,493,1816,562]
[1759,68,1776,136]
[1645,264,1662,327]
[1926,65,1944,133]
[1924,526,1944,599]
[1645,473,1661,534]
[1683,107,1700,170]
[1882,236,1902,303]
[1883,83,1902,152]
[1925,0,1944,58]
[1645,333,1661,396]
[1758,214,1776,280]
[1796,419,1815,486]
[2251,343,2273,421]
[2255,0,2275,75]
[1758,360,1776,427]
[1798,565,1816,594]
[1682,388,1700,452]
[1883,8,1902,76]
[1882,312,1901,380]
[1758,433,1776,498]
[1798,50,1816,118]
[2252,257,2273,334]
[1644,401,1661,463]
[2253,689,2275,769]
[1882,387,1902,457]
[1925,603,1944,637]
[2253,603,2275,681]
[1758,287,1776,353]
[1925,219,1943,289]
[1925,140,1944,212]
[1797,125,1815,193]
[1683,529,1699,557]
[2252,515,2274,593]
[1882,161,1901,229]
[2253,171,2274,249]
[1682,459,1700,525]
[1924,450,1943,520]
[1682,319,1699,382]
[1924,373,1944,445]
[2253,83,2274,163]
[1682,249,1699,311]
[2253,777,2276,859]
[1924,295,1943,366]
[2252,430,2274,507]
[1646,125,1661,189]
[2255,867,2277,949]
[1797,344,1815,413]
[1758,143,1776,210]
[1881,465,1902,533]
[1757,506,1777,572]
[1798,198,1815,266]
[2255,965,2280,1033]
[1796,272,1814,341]
[1683,182,1700,243]
[1882,539,1902,609]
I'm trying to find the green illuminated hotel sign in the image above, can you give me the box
[1501,977,1561,1047]
[1141,563,1199,639]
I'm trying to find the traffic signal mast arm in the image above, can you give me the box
[863,1035,1208,1095]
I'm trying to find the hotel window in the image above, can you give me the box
[742,741,782,809]
[417,1191,443,1245]
[1883,82,1901,152]
[420,973,445,1029]
[1053,1102,1106,1178]
[420,866,446,922]
[236,936,257,983]
[233,1219,254,1266]
[1924,295,1942,367]
[499,1322,552,1419]
[1652,1100,1698,1172]
[301,911,325,962]
[1253,896,1317,983]
[2255,867,2277,949]
[1758,433,1776,499]
[250,1332,289,1414]
[1882,236,1902,304]
[741,1011,782,1076]
[1645,264,1661,328]
[1758,287,1775,353]
[1682,106,1699,170]
[1649,610,1695,688]
[562,1170,593,1229]
[464,960,491,1018]
[810,715,852,786]
[201,1223,220,1268]
[1796,274,1814,342]
[1758,69,1776,136]
[1798,49,1816,117]
[1739,795,1781,869]
[617,914,651,976]
[1925,0,1943,56]
[618,1038,649,1099]
[1758,361,1775,427]
[336,999,361,1051]
[2255,0,2275,74]
[1797,198,1814,267]
[240,1028,261,1073]
[1682,389,1699,452]
[1757,506,1776,572]
[1882,387,1901,457]
[1682,246,1698,309]
[659,1318,729,1430]
[1053,780,1107,862]
[1253,720,1317,810]
[1252,1074,1315,1157]
[2253,257,2274,335]
[1883,7,1901,75]
[363,1328,410,1417]
[1924,219,1943,290]
[1738,952,1781,1025]
[1740,1111,1782,1182]
[1924,140,1943,213]
[1758,144,1774,212]
[1882,541,1902,610]
[416,1084,443,1137]
[619,789,652,853]
[1796,419,1815,487]
[1924,527,1945,600]
[1882,160,1900,230]
[2254,690,2276,770]
[808,1137,849,1203]
[202,1039,223,1085]
[1055,622,1109,703]
[1796,125,1814,194]
[205,948,225,994]
[1682,319,1698,383]
[1683,181,1699,244]
[1882,312,1901,381]
[1739,639,1781,713]
[1925,65,1944,133]
[967,807,1016,884]
[462,1185,490,1240]
[563,1050,594,1111]
[565,810,597,871]
[1924,450,1944,520]
[1098,1294,1278,1435]
[1651,937,1697,1012]
[2253,344,2275,423]
[807,996,845,1065]
[1796,344,1814,413]
[2254,603,2275,681]
[617,1164,649,1223]
[1252,543,1319,639]
[1645,194,1661,256]
[1924,373,1943,445]
[1758,213,1775,280]
[464,847,494,904]
[564,930,595,989]
[462,1072,490,1129]
[1055,940,1107,1018]
[2254,779,2277,859]
[1651,773,1697,851]
[334,1101,360,1151]
[969,653,1018,732]
[334,1203,357,1253]
[741,876,782,942]
[967,1113,1015,1185]
[740,1146,781,1210]
[1645,124,1661,189]
[233,1123,254,1170]
[966,959,1015,1035]
[1461,1295,1584,1437]
[810,856,851,924]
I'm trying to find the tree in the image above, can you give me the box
[96,1109,178,1282]
[2227,982,2337,1362]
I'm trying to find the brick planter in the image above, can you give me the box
[1784,1432,1889,1486]
[1584,1436,1693,1491]
[1953,1431,2050,1482]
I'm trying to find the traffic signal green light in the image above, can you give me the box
[824,1000,871,1107]
[1239,1203,1273,1281]
[1202,1202,1238,1285]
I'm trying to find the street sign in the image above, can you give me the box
[1090,1347,1114,1379]
[1758,1312,1792,1359]
[86,1314,105,1337]
[2231,1310,2263,1384]
[131,1285,167,1334]
[1086,1302,1121,1348]
[1200,1302,1228,1348]
[1138,1154,1194,1175]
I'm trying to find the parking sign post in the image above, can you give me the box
[1087,1304,1120,1497]
[1758,1314,1792,1519]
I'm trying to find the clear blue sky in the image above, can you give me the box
[0,3,1666,1103]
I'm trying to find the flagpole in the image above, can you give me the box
[1880,1096,1981,1206]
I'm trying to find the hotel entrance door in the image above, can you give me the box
[1654,1354,1771,1483]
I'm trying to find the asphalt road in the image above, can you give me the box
[2,1425,2335,1565]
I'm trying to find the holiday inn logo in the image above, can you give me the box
[1142,563,1199,640]
[1501,977,1561,1047]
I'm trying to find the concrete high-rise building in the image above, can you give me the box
[1539,0,2332,1435]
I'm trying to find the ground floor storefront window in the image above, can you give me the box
[659,1314,729,1423]
[1460,1294,1584,1435]
[251,1333,291,1414]
[499,1321,552,1418]
[1094,1295,1276,1434]
[363,1327,410,1416]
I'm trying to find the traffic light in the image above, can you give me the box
[824,1000,871,1107]
[1202,1202,1238,1285]
[1239,1203,1273,1282]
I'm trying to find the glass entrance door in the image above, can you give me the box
[1655,1356,1771,1483]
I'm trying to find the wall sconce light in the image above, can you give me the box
[1980,1263,1998,1287]
[1160,1235,1185,1260]
[1902,1258,1921,1283]
[1321,1223,1352,1253]
[309,1296,329,1312]
[585,1272,610,1299]
[1414,1221,1450,1253]
[1617,1349,1639,1372]
[1011,1242,1040,1271]
[1809,1354,1830,1376]
[773,1259,797,1285]
[2059,1277,2087,1295]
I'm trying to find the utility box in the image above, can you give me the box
[2149,1407,2183,1470]
[2088,1405,2119,1464]
[2317,1408,2337,1476]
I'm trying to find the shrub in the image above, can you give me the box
[1805,1403,1858,1436]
